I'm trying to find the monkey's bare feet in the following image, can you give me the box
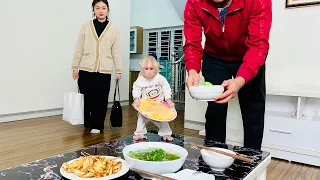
[133,134,148,141]
[163,135,173,142]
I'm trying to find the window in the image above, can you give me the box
[146,26,183,61]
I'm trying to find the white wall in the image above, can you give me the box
[130,0,183,29]
[129,0,184,71]
[261,1,320,118]
[0,0,130,116]
[169,0,187,21]
[266,2,320,92]
[108,0,130,103]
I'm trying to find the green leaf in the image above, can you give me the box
[204,82,213,86]
[128,148,180,161]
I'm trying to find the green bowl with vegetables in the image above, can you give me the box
[122,142,188,176]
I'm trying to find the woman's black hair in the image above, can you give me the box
[92,0,110,18]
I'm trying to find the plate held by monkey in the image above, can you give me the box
[138,99,177,122]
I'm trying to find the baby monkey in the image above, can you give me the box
[132,56,175,141]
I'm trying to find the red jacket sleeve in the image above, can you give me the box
[236,0,272,83]
[183,0,203,73]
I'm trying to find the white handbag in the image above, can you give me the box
[62,81,84,125]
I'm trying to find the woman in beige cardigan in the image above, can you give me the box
[72,0,122,134]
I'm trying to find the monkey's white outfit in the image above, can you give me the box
[132,73,173,136]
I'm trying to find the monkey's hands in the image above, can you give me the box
[132,98,140,111]
[166,98,175,109]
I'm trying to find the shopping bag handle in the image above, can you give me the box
[113,81,120,102]
[72,80,79,93]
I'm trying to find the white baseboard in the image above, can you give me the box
[184,119,205,131]
[116,101,129,106]
[0,108,63,123]
[199,129,205,136]
[0,100,129,123]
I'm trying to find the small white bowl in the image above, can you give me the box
[188,85,224,101]
[200,147,235,171]
[122,142,188,178]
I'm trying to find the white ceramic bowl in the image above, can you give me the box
[200,147,235,171]
[122,142,188,177]
[188,85,224,101]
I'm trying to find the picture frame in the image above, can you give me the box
[286,0,320,8]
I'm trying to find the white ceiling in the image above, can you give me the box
[169,0,187,21]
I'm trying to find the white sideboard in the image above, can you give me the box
[185,84,320,167]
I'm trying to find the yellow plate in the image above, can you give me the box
[138,100,177,122]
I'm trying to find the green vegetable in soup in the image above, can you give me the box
[128,148,180,161]
[203,82,213,86]
[200,77,213,86]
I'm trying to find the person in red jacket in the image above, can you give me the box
[183,0,272,150]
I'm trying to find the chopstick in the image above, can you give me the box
[192,143,254,163]
[236,152,260,160]
[131,168,177,180]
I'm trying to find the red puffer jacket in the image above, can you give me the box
[183,0,272,83]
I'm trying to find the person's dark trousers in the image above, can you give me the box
[78,70,111,131]
[201,53,266,150]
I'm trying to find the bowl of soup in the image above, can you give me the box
[201,147,235,171]
[188,85,224,101]
[122,142,188,177]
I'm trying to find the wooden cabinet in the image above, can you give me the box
[130,26,143,54]
[129,71,140,102]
